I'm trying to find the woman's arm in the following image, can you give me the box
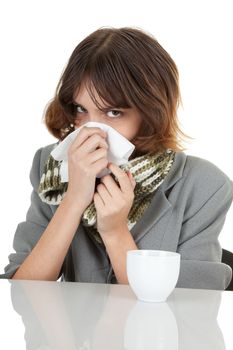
[11,195,84,281]
[101,225,138,284]
[0,145,86,281]
[176,180,233,290]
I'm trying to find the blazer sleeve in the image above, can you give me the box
[176,178,233,290]
[0,147,56,279]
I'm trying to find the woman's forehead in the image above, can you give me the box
[74,81,109,108]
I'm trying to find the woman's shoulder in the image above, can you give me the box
[166,152,233,224]
[184,153,232,186]
[31,142,58,179]
[40,142,58,165]
[163,151,232,195]
[178,152,233,206]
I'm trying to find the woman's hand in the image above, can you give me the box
[65,126,109,211]
[94,162,136,239]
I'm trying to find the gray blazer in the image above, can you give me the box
[1,143,233,290]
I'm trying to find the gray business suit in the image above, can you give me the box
[1,143,233,290]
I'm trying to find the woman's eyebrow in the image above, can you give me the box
[73,101,88,108]
[73,100,103,108]
[73,100,123,110]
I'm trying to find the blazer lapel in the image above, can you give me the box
[131,151,187,243]
[131,190,172,243]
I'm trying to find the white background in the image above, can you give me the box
[0,0,232,273]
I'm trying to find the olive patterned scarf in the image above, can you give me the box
[37,148,176,244]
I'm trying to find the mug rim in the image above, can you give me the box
[127,249,180,258]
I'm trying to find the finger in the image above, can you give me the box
[100,174,122,199]
[107,163,133,194]
[89,147,108,164]
[69,127,107,152]
[93,192,104,208]
[96,183,112,205]
[79,133,109,154]
[127,171,136,188]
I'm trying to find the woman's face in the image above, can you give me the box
[73,83,142,142]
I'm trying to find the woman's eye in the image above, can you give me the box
[76,105,86,113]
[107,110,122,118]
[75,105,122,118]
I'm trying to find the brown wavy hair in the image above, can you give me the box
[42,26,194,159]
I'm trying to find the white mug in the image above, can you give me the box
[127,250,181,302]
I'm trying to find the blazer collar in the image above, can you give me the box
[131,151,187,243]
[162,151,187,192]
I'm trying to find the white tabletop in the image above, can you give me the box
[0,279,231,349]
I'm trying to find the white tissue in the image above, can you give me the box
[50,121,135,182]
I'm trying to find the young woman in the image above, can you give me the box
[1,27,232,290]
